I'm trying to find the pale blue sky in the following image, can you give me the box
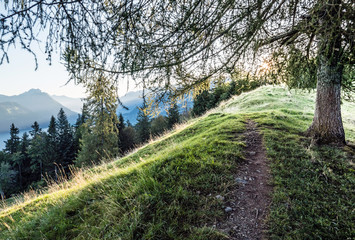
[0,45,139,98]
[0,45,87,98]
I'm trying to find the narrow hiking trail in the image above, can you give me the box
[217,120,272,240]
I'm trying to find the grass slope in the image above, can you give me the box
[1,85,354,239]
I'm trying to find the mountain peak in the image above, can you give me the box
[26,88,43,94]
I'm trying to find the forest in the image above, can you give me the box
[0,76,262,198]
[0,1,353,239]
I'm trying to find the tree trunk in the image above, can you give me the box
[307,0,345,146]
[307,56,345,145]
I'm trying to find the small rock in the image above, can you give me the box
[250,151,256,156]
[216,195,225,201]
[235,177,248,184]
[197,191,201,194]
[249,177,253,181]
[225,207,233,213]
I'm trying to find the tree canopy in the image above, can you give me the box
[1,1,352,86]
[1,0,354,144]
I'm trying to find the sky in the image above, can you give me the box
[0,45,87,98]
[0,45,138,98]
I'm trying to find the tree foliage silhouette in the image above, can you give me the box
[1,0,353,144]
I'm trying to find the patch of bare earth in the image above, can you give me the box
[216,120,272,239]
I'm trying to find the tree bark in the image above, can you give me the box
[307,61,345,145]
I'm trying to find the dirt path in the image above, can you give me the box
[217,120,272,239]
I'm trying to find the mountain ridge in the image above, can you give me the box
[0,89,78,133]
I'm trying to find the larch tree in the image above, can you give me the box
[76,76,120,166]
[0,0,353,145]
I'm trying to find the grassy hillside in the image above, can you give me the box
[0,86,354,239]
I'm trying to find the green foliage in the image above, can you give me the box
[19,132,32,189]
[151,115,168,137]
[76,77,120,166]
[167,103,180,129]
[136,100,151,143]
[4,124,20,155]
[192,75,263,116]
[28,132,47,180]
[192,90,211,116]
[73,103,90,157]
[0,113,245,239]
[268,48,317,89]
[120,126,137,153]
[57,108,74,166]
[246,112,354,239]
[45,116,58,174]
[29,121,41,138]
[0,162,17,199]
[0,86,354,239]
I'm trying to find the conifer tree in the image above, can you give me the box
[73,103,90,156]
[76,76,119,166]
[117,113,126,153]
[28,132,47,180]
[192,90,211,116]
[29,121,41,138]
[0,162,17,199]
[136,99,151,144]
[4,124,20,155]
[151,115,168,136]
[57,108,74,167]
[12,133,31,188]
[120,127,137,153]
[19,132,31,188]
[118,113,126,133]
[167,103,180,129]
[45,116,58,175]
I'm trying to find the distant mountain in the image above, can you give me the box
[51,95,83,113]
[117,90,193,125]
[0,89,78,133]
[117,90,143,124]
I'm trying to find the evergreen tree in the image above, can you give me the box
[45,116,58,175]
[118,113,126,133]
[4,124,20,155]
[136,100,151,143]
[228,80,237,97]
[167,103,180,129]
[76,76,120,166]
[73,103,90,156]
[192,90,210,116]
[117,113,126,153]
[0,162,17,199]
[29,121,41,138]
[12,133,31,189]
[19,132,32,189]
[28,132,47,181]
[57,108,74,167]
[151,115,168,136]
[121,127,137,153]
